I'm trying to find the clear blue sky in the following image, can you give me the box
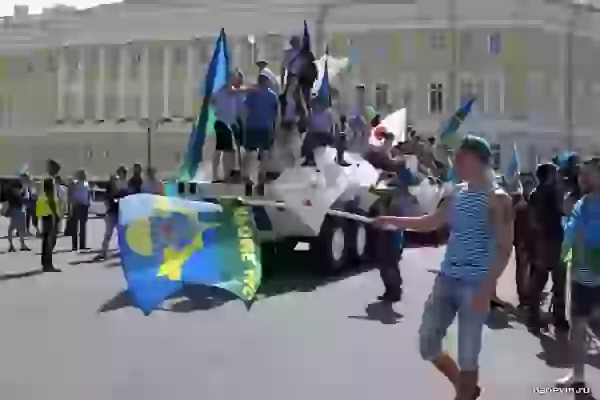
[1,1,121,17]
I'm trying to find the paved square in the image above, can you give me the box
[0,218,598,400]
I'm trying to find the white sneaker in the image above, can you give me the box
[555,373,584,388]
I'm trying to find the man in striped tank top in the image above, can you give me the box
[374,136,514,400]
[556,158,600,391]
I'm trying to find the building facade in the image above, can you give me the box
[0,0,599,176]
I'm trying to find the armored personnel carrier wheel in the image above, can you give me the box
[312,216,350,274]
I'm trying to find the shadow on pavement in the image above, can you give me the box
[98,285,235,314]
[167,286,236,312]
[485,308,515,330]
[535,330,573,368]
[0,269,44,281]
[259,262,372,298]
[348,301,404,325]
[35,248,73,256]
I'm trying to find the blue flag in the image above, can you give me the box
[302,20,311,55]
[317,45,331,105]
[504,142,520,183]
[180,29,230,180]
[117,194,262,314]
[439,97,475,148]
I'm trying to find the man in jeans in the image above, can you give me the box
[374,136,514,399]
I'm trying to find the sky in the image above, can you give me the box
[0,1,121,17]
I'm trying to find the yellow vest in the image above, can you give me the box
[35,178,64,217]
[36,194,52,217]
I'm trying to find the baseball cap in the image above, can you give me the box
[458,135,492,165]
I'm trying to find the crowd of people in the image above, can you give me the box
[371,137,600,398]
[0,160,163,271]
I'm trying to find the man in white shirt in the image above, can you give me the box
[256,60,280,94]
[281,35,303,84]
[347,84,371,155]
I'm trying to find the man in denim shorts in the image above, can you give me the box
[375,136,514,399]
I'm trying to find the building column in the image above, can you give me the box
[117,44,128,119]
[184,42,195,118]
[95,46,106,120]
[56,47,67,120]
[76,46,85,120]
[141,44,150,119]
[162,45,172,117]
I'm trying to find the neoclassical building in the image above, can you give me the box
[1,0,600,176]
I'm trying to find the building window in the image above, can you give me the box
[459,31,472,50]
[46,52,56,72]
[430,31,446,50]
[458,77,483,105]
[265,33,283,63]
[107,46,119,80]
[375,83,389,111]
[173,46,185,66]
[487,32,502,56]
[491,143,501,170]
[485,76,504,115]
[429,82,444,114]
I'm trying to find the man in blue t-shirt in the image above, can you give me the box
[242,73,280,191]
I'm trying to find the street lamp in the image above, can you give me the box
[139,118,160,170]
[448,0,458,112]
[564,0,600,150]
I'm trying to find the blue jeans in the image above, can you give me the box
[418,274,489,371]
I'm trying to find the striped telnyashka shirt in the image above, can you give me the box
[440,184,496,282]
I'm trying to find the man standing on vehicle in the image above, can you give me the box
[241,72,280,195]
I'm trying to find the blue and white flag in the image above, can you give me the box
[504,142,520,183]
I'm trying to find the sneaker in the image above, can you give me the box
[42,266,62,273]
[555,373,585,388]
[8,246,16,253]
[20,246,31,252]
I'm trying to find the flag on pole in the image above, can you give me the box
[317,45,331,105]
[302,20,312,55]
[179,29,230,180]
[117,194,262,314]
[438,97,475,148]
[504,142,520,184]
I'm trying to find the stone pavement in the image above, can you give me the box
[0,218,598,400]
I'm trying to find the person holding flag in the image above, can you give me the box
[373,135,514,400]
[528,162,568,331]
[499,144,531,311]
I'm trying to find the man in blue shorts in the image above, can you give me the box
[374,136,514,399]
[242,72,280,195]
